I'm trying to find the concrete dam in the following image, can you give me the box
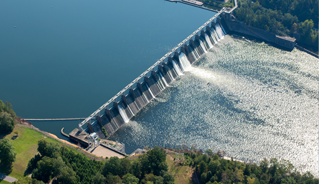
[77,12,228,139]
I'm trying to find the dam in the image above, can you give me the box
[76,10,229,139]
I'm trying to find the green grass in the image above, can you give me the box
[0,180,12,184]
[0,125,61,181]
[166,155,195,184]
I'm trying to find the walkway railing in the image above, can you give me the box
[25,118,86,121]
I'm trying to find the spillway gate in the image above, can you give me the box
[78,7,236,139]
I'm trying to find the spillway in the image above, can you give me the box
[79,13,230,138]
[205,33,213,48]
[178,52,192,71]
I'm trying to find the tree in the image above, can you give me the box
[233,168,244,182]
[131,160,142,179]
[161,171,174,184]
[208,160,220,175]
[0,112,15,134]
[247,176,256,184]
[201,172,207,183]
[122,173,139,184]
[244,164,251,176]
[120,158,131,177]
[37,139,59,158]
[56,165,77,184]
[206,149,213,157]
[154,176,164,184]
[32,156,65,183]
[0,100,16,117]
[105,173,122,184]
[0,138,16,166]
[146,146,167,175]
[102,157,122,176]
[259,158,269,173]
[142,173,155,184]
[197,161,208,175]
[92,172,106,184]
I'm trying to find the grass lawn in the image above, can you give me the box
[0,180,12,184]
[0,125,61,181]
[166,155,196,184]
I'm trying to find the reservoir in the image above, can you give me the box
[0,0,214,136]
[1,0,318,177]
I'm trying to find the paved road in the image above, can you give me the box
[0,173,17,183]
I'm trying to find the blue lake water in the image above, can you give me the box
[0,0,215,137]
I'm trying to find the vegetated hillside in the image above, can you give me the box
[198,0,235,10]
[234,0,318,52]
[24,144,175,184]
[0,125,62,183]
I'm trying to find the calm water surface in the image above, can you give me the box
[0,0,215,136]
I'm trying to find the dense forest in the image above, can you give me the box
[199,0,318,52]
[184,149,318,184]
[23,141,174,184]
[233,0,318,51]
[16,139,318,184]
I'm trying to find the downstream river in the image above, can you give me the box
[110,37,318,176]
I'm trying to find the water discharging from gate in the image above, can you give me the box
[172,60,183,76]
[118,104,130,123]
[179,53,192,71]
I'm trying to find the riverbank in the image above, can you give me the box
[0,123,109,183]
[0,124,61,181]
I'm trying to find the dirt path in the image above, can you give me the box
[0,173,17,183]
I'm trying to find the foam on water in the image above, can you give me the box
[110,36,319,177]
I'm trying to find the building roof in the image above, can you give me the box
[182,0,203,6]
[276,35,296,42]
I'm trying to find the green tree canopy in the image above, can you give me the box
[102,157,122,176]
[0,100,16,117]
[122,173,139,184]
[37,139,60,158]
[0,112,15,134]
[92,172,106,184]
[0,138,16,166]
[32,156,66,183]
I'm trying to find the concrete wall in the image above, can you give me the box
[221,13,296,51]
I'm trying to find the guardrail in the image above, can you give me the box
[78,6,238,130]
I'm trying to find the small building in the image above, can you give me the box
[182,0,203,6]
[275,35,296,50]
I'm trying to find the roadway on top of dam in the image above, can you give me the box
[24,118,86,121]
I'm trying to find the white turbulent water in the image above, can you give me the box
[172,60,183,76]
[117,104,130,123]
[146,83,156,99]
[215,23,225,39]
[199,39,207,53]
[179,53,192,71]
[160,72,169,87]
[110,36,319,177]
[205,34,214,48]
